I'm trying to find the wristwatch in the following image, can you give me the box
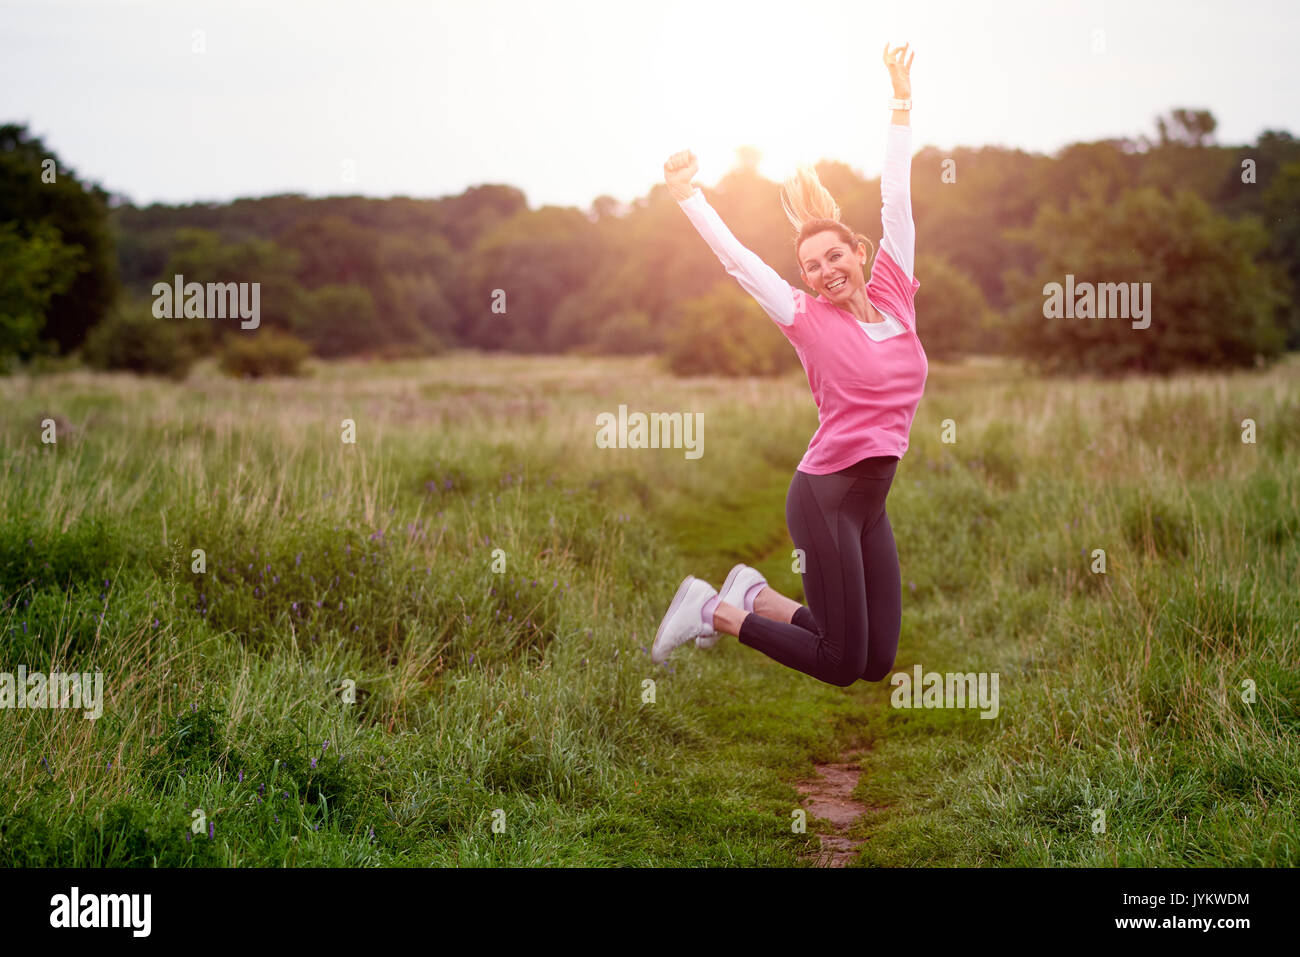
[889,97,912,111]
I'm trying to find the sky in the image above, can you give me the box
[1,0,1297,211]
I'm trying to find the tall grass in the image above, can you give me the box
[0,351,1296,865]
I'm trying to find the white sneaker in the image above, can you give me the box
[652,576,718,663]
[696,564,767,648]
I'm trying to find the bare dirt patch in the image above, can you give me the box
[794,748,880,867]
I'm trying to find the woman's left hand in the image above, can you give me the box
[882,42,914,98]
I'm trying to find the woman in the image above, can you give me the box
[652,42,924,688]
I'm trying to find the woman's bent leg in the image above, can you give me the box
[737,466,885,686]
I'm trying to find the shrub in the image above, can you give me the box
[80,304,195,379]
[664,281,799,377]
[913,253,996,359]
[586,309,660,355]
[219,328,311,378]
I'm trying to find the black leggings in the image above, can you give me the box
[738,454,901,687]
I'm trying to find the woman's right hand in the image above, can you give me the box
[664,150,699,202]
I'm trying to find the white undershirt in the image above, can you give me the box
[857,314,906,340]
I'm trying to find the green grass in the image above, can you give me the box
[1,351,1297,866]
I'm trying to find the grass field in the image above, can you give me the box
[1,351,1297,866]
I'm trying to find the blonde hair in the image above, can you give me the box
[780,164,874,270]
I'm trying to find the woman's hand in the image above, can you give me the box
[882,42,914,98]
[664,150,699,202]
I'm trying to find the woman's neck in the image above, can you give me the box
[838,288,882,323]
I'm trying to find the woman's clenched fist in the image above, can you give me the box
[663,150,698,202]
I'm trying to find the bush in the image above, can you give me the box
[913,253,996,359]
[80,304,195,379]
[219,328,311,378]
[664,281,799,377]
[581,309,660,355]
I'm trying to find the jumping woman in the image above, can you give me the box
[652,42,925,687]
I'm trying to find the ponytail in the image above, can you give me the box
[780,164,840,232]
[780,164,873,267]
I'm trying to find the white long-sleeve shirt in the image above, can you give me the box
[677,124,916,341]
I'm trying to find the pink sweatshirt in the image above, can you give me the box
[677,124,926,474]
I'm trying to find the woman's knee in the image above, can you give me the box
[822,637,869,687]
[824,665,862,688]
[861,659,896,683]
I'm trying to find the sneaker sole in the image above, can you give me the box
[653,576,698,662]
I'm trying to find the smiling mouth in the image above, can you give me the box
[826,277,847,292]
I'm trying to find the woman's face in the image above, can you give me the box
[799,230,866,302]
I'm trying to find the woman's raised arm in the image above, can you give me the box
[664,150,797,327]
[879,126,915,281]
[880,42,915,280]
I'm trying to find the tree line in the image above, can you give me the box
[2,108,1297,377]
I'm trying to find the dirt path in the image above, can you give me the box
[665,473,887,866]
[795,748,877,867]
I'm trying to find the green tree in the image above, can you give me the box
[158,229,307,345]
[297,284,377,357]
[1003,183,1288,374]
[0,222,82,364]
[664,281,799,377]
[912,253,995,360]
[461,205,602,353]
[435,184,529,251]
[0,123,120,353]
[1260,160,1300,348]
